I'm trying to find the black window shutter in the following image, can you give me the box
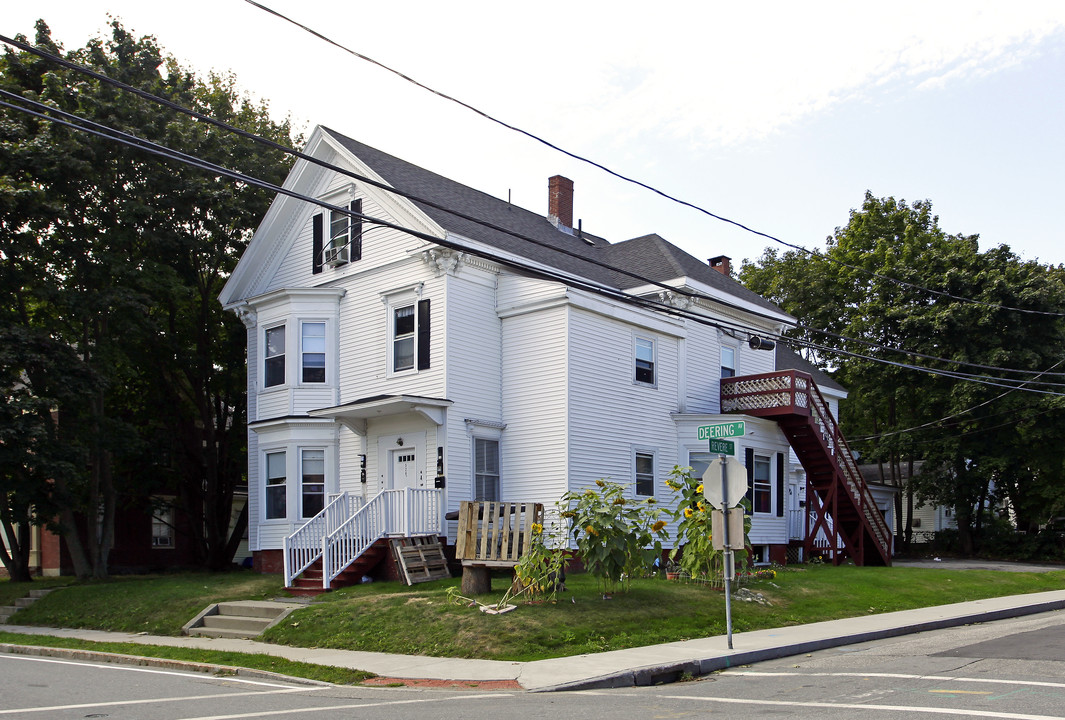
[312,213,323,274]
[350,199,363,261]
[417,299,431,370]
[744,447,754,509]
[776,452,785,517]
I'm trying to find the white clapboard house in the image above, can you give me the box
[218,127,891,591]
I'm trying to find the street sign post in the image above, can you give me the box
[702,454,747,650]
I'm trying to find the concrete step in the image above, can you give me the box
[216,601,294,619]
[183,600,302,639]
[188,626,269,640]
[15,597,37,608]
[201,615,272,633]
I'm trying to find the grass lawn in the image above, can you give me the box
[7,564,1064,662]
[0,630,374,684]
[6,571,285,635]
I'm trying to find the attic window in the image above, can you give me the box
[312,199,362,274]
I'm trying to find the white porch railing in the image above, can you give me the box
[283,492,363,587]
[291,487,441,590]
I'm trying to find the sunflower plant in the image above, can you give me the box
[666,465,751,585]
[561,480,668,594]
[513,506,569,603]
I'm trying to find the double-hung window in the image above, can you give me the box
[301,322,326,383]
[265,451,287,519]
[389,299,431,374]
[635,451,655,497]
[300,449,325,518]
[721,346,736,379]
[393,305,416,372]
[753,454,772,513]
[264,326,286,388]
[151,500,174,548]
[474,438,500,501]
[635,336,656,386]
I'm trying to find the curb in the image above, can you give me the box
[0,642,334,687]
[531,597,1065,692]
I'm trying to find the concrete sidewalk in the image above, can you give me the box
[5,589,1065,692]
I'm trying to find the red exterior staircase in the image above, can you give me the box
[721,370,892,566]
[285,538,390,596]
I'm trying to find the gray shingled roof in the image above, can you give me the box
[775,344,846,392]
[324,129,785,316]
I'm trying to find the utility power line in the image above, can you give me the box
[2,36,1062,397]
[241,0,1065,320]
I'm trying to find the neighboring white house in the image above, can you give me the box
[219,127,888,580]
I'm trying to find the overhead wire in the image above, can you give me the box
[3,32,1060,384]
[2,35,1063,395]
[849,360,1065,442]
[240,0,1065,320]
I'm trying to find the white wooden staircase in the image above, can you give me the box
[283,488,442,595]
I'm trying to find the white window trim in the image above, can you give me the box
[299,447,327,519]
[382,285,424,377]
[262,448,289,523]
[633,335,657,388]
[633,447,657,498]
[752,451,773,515]
[298,319,328,386]
[472,436,501,502]
[263,323,287,390]
[720,344,737,379]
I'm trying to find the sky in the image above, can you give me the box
[6,1,1065,269]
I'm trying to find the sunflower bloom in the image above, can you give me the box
[585,525,598,536]
[652,520,667,532]
[531,523,543,535]
[684,507,693,518]
[596,479,606,487]
[696,483,704,494]
[697,501,705,512]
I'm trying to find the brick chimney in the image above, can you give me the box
[548,175,573,229]
[708,255,731,276]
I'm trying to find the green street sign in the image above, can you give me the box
[698,421,745,441]
[708,438,735,455]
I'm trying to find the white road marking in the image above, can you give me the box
[0,652,310,688]
[656,694,1065,719]
[0,688,316,716]
[725,670,1065,691]
[173,692,508,720]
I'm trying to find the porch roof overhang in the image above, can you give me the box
[308,394,452,436]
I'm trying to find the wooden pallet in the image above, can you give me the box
[390,536,451,585]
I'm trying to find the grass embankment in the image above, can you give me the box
[5,564,1064,664]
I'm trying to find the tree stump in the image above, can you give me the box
[460,565,491,595]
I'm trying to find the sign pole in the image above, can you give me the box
[719,453,734,650]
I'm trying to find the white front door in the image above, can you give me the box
[390,448,421,490]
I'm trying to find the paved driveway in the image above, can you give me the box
[893,557,1064,572]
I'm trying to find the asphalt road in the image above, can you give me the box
[4,609,1065,719]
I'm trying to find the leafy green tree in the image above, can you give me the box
[0,20,296,577]
[741,193,1065,555]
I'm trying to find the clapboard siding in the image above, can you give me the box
[442,269,504,507]
[500,303,569,505]
[567,308,680,499]
[268,168,443,295]
[336,425,364,496]
[684,324,721,414]
[335,261,444,401]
